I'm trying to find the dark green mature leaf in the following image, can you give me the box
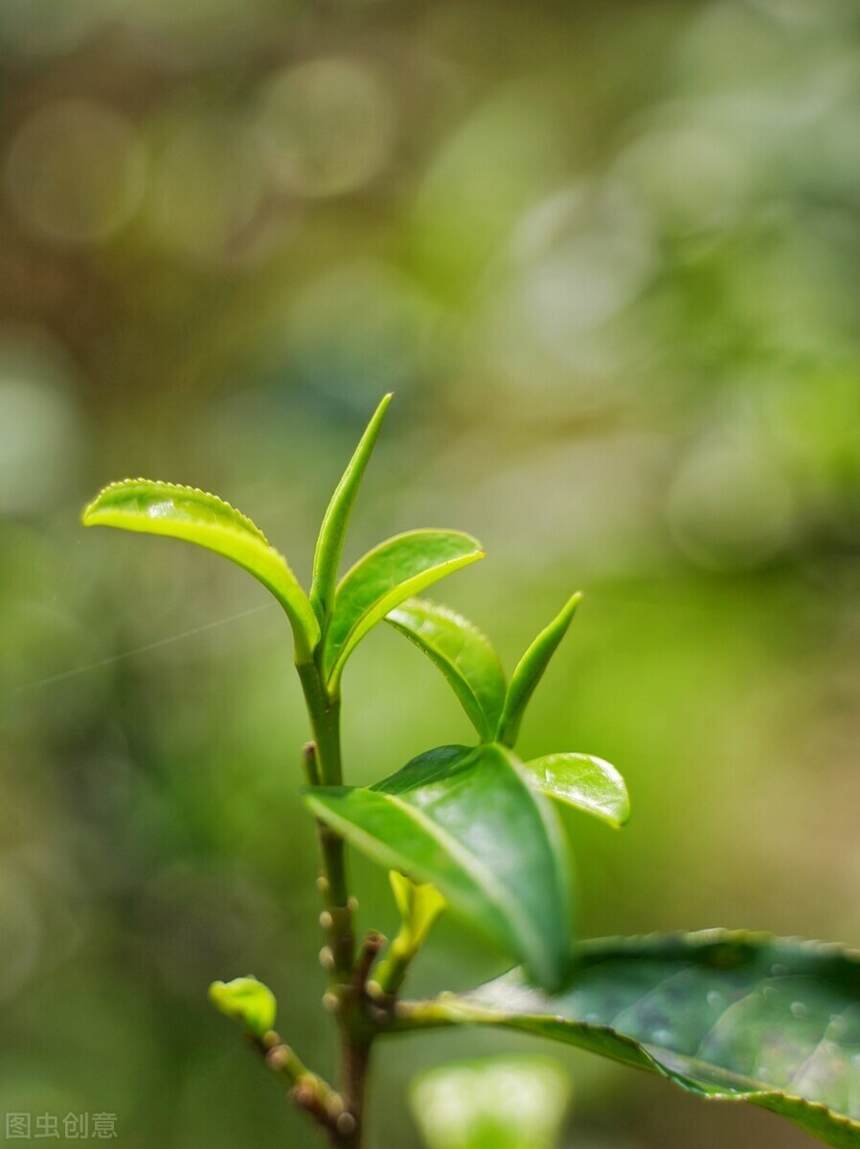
[311,394,393,623]
[305,743,572,990]
[522,753,630,828]
[386,599,506,740]
[497,593,582,748]
[410,1056,571,1149]
[323,531,484,691]
[82,479,319,661]
[403,931,860,1149]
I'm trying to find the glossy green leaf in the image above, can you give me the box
[323,531,485,691]
[497,593,582,748]
[405,931,860,1149]
[410,1056,571,1149]
[522,753,630,828]
[386,599,506,740]
[208,975,276,1037]
[305,742,572,990]
[310,394,393,623]
[82,479,319,662]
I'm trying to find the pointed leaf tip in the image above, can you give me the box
[81,478,319,661]
[311,394,394,622]
[497,592,583,748]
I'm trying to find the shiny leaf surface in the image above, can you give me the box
[497,593,582,748]
[323,531,484,690]
[386,598,506,740]
[305,743,572,990]
[408,931,860,1149]
[310,393,392,622]
[82,479,319,661]
[522,753,630,828]
[410,1056,571,1149]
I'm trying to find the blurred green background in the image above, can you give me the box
[1,0,859,1145]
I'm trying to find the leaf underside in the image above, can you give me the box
[323,531,484,690]
[82,479,319,660]
[424,931,860,1148]
[305,743,572,991]
[386,598,507,740]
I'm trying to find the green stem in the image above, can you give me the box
[297,657,375,1146]
[297,662,355,981]
[373,931,415,999]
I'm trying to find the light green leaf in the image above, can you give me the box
[522,753,630,828]
[410,1056,571,1149]
[82,479,319,662]
[497,593,582,748]
[389,870,447,950]
[311,394,393,623]
[323,531,484,691]
[208,975,277,1037]
[305,742,572,991]
[376,872,448,996]
[404,931,860,1149]
[386,599,506,740]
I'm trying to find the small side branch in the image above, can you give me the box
[254,1031,349,1141]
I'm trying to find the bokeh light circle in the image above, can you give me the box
[257,57,395,198]
[4,101,146,246]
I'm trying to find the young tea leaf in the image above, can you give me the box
[82,479,319,662]
[305,742,572,991]
[208,975,277,1038]
[323,531,484,691]
[386,598,506,740]
[497,593,582,748]
[388,870,447,951]
[410,1056,571,1149]
[522,753,630,828]
[310,394,393,623]
[409,931,860,1149]
[375,872,448,995]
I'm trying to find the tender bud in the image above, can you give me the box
[208,976,276,1038]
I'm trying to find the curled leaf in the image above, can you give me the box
[387,598,506,740]
[389,870,447,951]
[82,479,319,662]
[323,531,485,691]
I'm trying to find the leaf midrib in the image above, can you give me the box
[378,788,550,974]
